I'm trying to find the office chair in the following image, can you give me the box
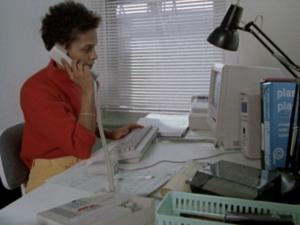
[0,123,29,193]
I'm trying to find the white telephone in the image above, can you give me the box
[48,44,72,67]
[48,44,99,80]
[36,192,155,225]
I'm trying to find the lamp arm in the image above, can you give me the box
[239,22,300,175]
[238,21,300,78]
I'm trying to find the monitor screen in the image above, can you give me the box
[213,71,221,107]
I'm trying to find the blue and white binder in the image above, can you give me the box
[262,80,296,170]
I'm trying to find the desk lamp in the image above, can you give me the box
[207,2,300,177]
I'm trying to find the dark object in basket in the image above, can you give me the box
[224,212,294,225]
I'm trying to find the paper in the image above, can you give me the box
[137,114,189,137]
[160,160,208,197]
[46,168,174,197]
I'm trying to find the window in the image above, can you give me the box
[91,0,225,112]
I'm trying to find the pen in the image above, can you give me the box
[114,175,155,181]
[180,212,224,222]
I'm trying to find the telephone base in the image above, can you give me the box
[36,192,155,225]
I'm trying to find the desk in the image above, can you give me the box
[0,130,260,225]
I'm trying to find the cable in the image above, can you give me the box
[254,15,263,29]
[158,136,221,148]
[95,80,115,192]
[239,15,264,36]
[118,150,239,171]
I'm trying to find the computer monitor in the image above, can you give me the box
[207,63,284,150]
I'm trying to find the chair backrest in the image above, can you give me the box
[0,123,29,190]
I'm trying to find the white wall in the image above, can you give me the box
[0,0,82,132]
[0,0,299,132]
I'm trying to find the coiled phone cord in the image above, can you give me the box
[95,80,115,192]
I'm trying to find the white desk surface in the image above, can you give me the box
[0,130,260,225]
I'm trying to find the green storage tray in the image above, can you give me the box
[155,191,300,225]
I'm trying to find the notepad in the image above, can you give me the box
[137,114,189,137]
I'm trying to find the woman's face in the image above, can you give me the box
[58,28,98,70]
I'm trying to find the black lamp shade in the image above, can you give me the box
[207,4,243,51]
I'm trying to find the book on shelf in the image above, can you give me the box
[261,78,296,170]
[137,114,189,138]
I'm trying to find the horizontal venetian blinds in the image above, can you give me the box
[91,0,225,112]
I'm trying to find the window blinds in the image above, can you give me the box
[91,0,225,112]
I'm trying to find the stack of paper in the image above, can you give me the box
[137,114,189,137]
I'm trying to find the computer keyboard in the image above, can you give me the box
[109,126,159,163]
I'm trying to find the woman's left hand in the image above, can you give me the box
[105,124,144,140]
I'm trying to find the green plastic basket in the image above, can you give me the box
[155,191,300,225]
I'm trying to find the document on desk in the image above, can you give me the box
[45,165,174,197]
[137,113,189,137]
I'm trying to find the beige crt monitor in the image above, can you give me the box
[207,63,284,150]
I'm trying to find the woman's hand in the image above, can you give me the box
[105,124,144,140]
[61,58,94,92]
[61,58,95,134]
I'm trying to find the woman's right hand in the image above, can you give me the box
[104,124,144,140]
[61,58,96,134]
[61,58,94,93]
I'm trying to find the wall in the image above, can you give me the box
[0,0,83,133]
[0,0,299,133]
[224,0,300,78]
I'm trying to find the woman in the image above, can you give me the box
[20,1,142,193]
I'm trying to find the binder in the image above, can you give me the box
[261,78,295,170]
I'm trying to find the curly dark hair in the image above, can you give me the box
[41,1,100,51]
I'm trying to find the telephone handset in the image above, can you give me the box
[48,44,72,67]
[48,44,98,80]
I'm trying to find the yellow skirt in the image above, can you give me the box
[25,156,80,194]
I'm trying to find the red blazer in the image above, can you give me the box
[20,60,97,168]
